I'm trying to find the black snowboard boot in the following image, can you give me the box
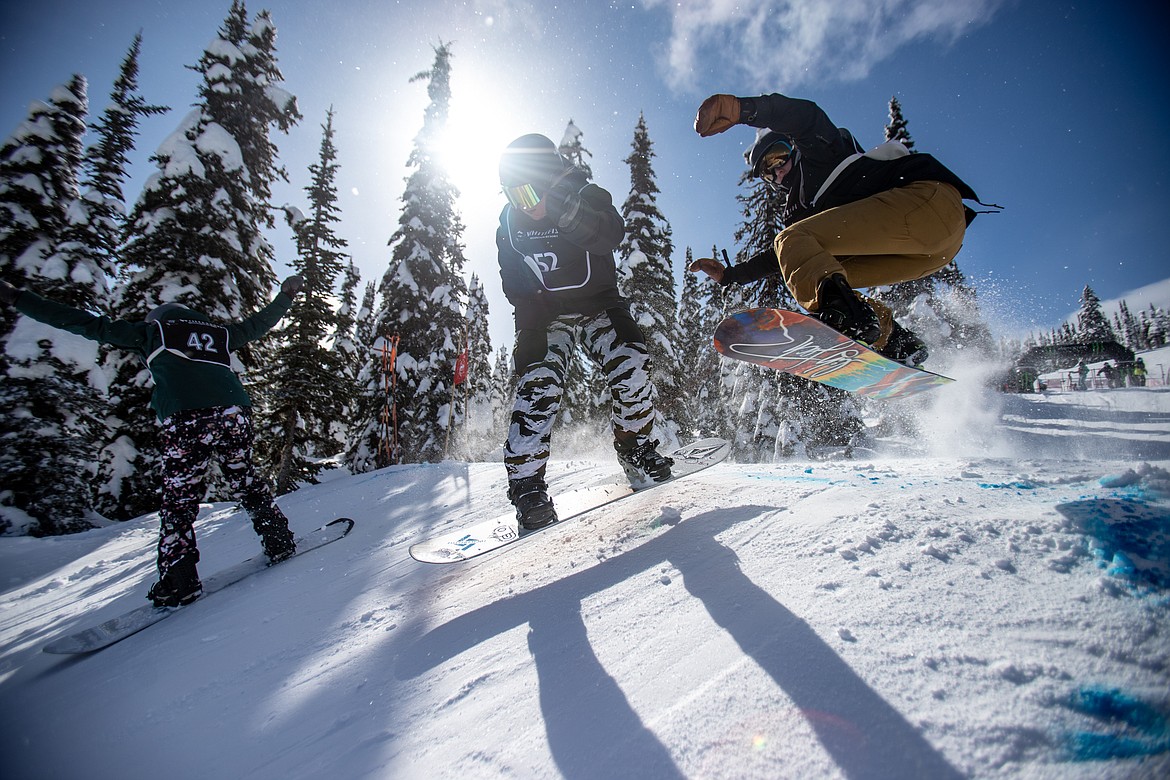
[616,439,674,487]
[246,500,297,565]
[261,530,297,565]
[879,320,929,367]
[508,475,558,531]
[148,554,202,608]
[814,274,881,345]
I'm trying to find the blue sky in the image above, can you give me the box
[2,0,1167,353]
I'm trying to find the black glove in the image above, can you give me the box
[542,181,581,227]
[0,279,20,306]
[281,275,304,297]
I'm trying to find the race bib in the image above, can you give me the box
[148,318,231,367]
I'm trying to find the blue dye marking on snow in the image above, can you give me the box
[1062,687,1170,762]
[1056,498,1170,591]
[978,481,1037,491]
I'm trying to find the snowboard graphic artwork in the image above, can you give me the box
[409,438,730,564]
[714,308,953,400]
[43,518,355,654]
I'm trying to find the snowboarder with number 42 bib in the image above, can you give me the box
[690,92,992,368]
[496,133,674,531]
[0,275,304,608]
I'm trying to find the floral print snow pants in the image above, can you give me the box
[504,309,658,482]
[157,405,291,577]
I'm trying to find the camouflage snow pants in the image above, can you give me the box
[504,309,657,482]
[157,405,291,577]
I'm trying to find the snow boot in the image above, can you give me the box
[616,439,674,487]
[879,320,929,367]
[261,530,297,565]
[508,475,558,531]
[813,274,881,345]
[148,554,202,608]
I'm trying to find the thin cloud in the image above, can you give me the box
[643,0,1009,92]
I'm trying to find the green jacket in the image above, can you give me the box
[14,289,293,422]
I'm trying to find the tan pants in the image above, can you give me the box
[774,181,967,311]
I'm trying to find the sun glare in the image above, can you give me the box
[437,65,551,225]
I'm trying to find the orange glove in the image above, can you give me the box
[688,256,725,283]
[694,94,741,137]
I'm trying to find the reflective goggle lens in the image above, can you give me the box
[760,149,791,182]
[504,183,542,210]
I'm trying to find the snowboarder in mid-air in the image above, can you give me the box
[689,92,989,368]
[496,133,673,530]
[1,276,304,607]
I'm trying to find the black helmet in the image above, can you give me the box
[744,129,794,178]
[145,302,206,324]
[499,134,565,189]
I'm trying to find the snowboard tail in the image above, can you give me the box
[714,308,953,399]
[409,438,731,564]
[44,518,355,655]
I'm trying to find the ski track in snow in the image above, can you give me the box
[2,384,1170,779]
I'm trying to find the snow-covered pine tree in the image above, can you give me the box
[347,42,468,469]
[557,119,594,180]
[1112,301,1138,350]
[328,259,363,449]
[96,3,300,519]
[0,76,102,535]
[618,112,680,447]
[456,274,496,460]
[83,34,169,299]
[258,109,350,493]
[490,345,513,443]
[884,96,916,152]
[1076,285,1117,343]
[355,280,376,347]
[677,246,726,439]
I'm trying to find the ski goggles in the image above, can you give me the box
[503,182,542,210]
[759,147,793,183]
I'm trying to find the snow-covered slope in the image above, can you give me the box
[2,383,1169,779]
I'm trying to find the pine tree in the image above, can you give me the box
[618,112,680,446]
[456,274,496,460]
[557,119,594,180]
[490,345,514,442]
[0,76,98,534]
[258,109,350,493]
[1076,285,1116,343]
[96,4,300,518]
[347,42,468,469]
[329,259,363,449]
[677,246,725,439]
[355,280,377,347]
[82,34,169,297]
[884,96,916,152]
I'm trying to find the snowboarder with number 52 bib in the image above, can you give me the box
[496,133,673,531]
[690,92,991,368]
[0,275,304,608]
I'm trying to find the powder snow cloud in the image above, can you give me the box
[643,0,1009,92]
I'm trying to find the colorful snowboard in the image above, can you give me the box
[43,518,355,654]
[714,308,953,400]
[409,438,731,564]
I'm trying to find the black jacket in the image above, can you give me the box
[496,169,627,331]
[743,93,980,227]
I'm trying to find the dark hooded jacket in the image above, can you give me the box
[742,93,980,227]
[496,167,627,331]
[12,289,292,421]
